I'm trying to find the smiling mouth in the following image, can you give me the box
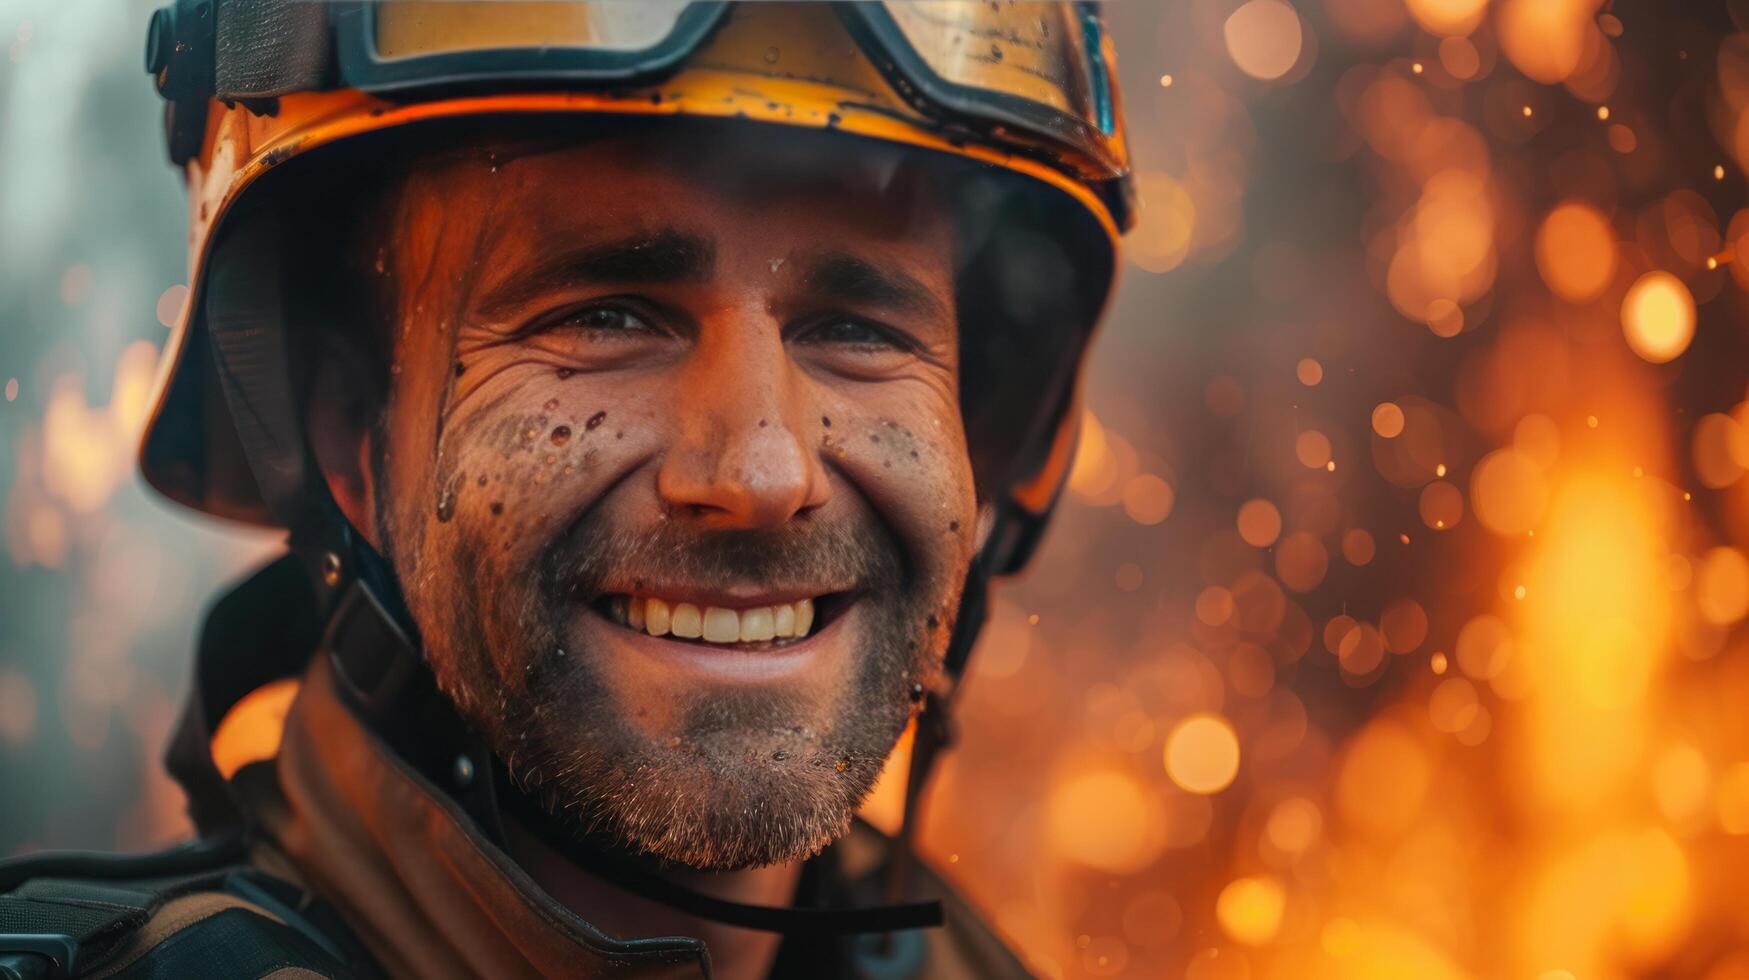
[594,593,854,648]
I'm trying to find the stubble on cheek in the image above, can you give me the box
[400,384,622,712]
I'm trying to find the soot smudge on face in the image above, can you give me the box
[436,469,464,522]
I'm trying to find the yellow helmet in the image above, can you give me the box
[140,0,1132,580]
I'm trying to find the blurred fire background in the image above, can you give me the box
[5,0,1749,977]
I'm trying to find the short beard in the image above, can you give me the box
[403,508,952,871]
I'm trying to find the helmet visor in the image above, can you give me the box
[842,1,1122,177]
[335,0,729,89]
[328,1,1120,176]
[373,2,697,59]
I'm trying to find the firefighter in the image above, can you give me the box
[0,2,1131,977]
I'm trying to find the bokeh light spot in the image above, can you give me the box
[1404,0,1487,37]
[1047,768,1168,873]
[1381,599,1429,653]
[1224,0,1304,81]
[1122,474,1176,525]
[1429,677,1480,733]
[1341,528,1376,565]
[1165,714,1241,794]
[1418,480,1464,530]
[1216,875,1286,945]
[1237,498,1283,548]
[1456,614,1514,679]
[1471,448,1550,535]
[1372,402,1406,438]
[1693,412,1749,488]
[1296,430,1333,468]
[1264,797,1323,856]
[1275,532,1330,592]
[1621,270,1696,363]
[154,283,188,329]
[1535,202,1617,302]
[1696,547,1749,625]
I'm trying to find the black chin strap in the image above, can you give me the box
[499,785,942,935]
[317,570,945,936]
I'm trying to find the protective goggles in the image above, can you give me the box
[147,1,1125,183]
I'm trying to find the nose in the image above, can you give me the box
[656,319,830,529]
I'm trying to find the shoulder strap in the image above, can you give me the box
[0,877,160,978]
[0,838,365,980]
[0,836,247,978]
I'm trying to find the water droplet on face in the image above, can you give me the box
[550,425,572,446]
[769,257,785,273]
[763,46,779,64]
[544,398,560,411]
[586,410,607,430]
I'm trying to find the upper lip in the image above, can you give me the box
[590,582,852,610]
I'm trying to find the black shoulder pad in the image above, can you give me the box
[0,837,370,980]
[97,905,356,980]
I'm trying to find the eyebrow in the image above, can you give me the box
[798,251,950,323]
[473,229,715,318]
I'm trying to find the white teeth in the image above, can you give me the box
[702,607,740,643]
[644,597,671,636]
[613,595,821,644]
[740,607,775,642]
[671,602,704,639]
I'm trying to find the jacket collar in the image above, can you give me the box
[245,650,712,979]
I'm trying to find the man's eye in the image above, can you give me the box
[802,318,903,348]
[563,305,653,334]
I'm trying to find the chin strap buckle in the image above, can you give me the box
[322,581,421,721]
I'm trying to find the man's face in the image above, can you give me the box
[351,124,978,870]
